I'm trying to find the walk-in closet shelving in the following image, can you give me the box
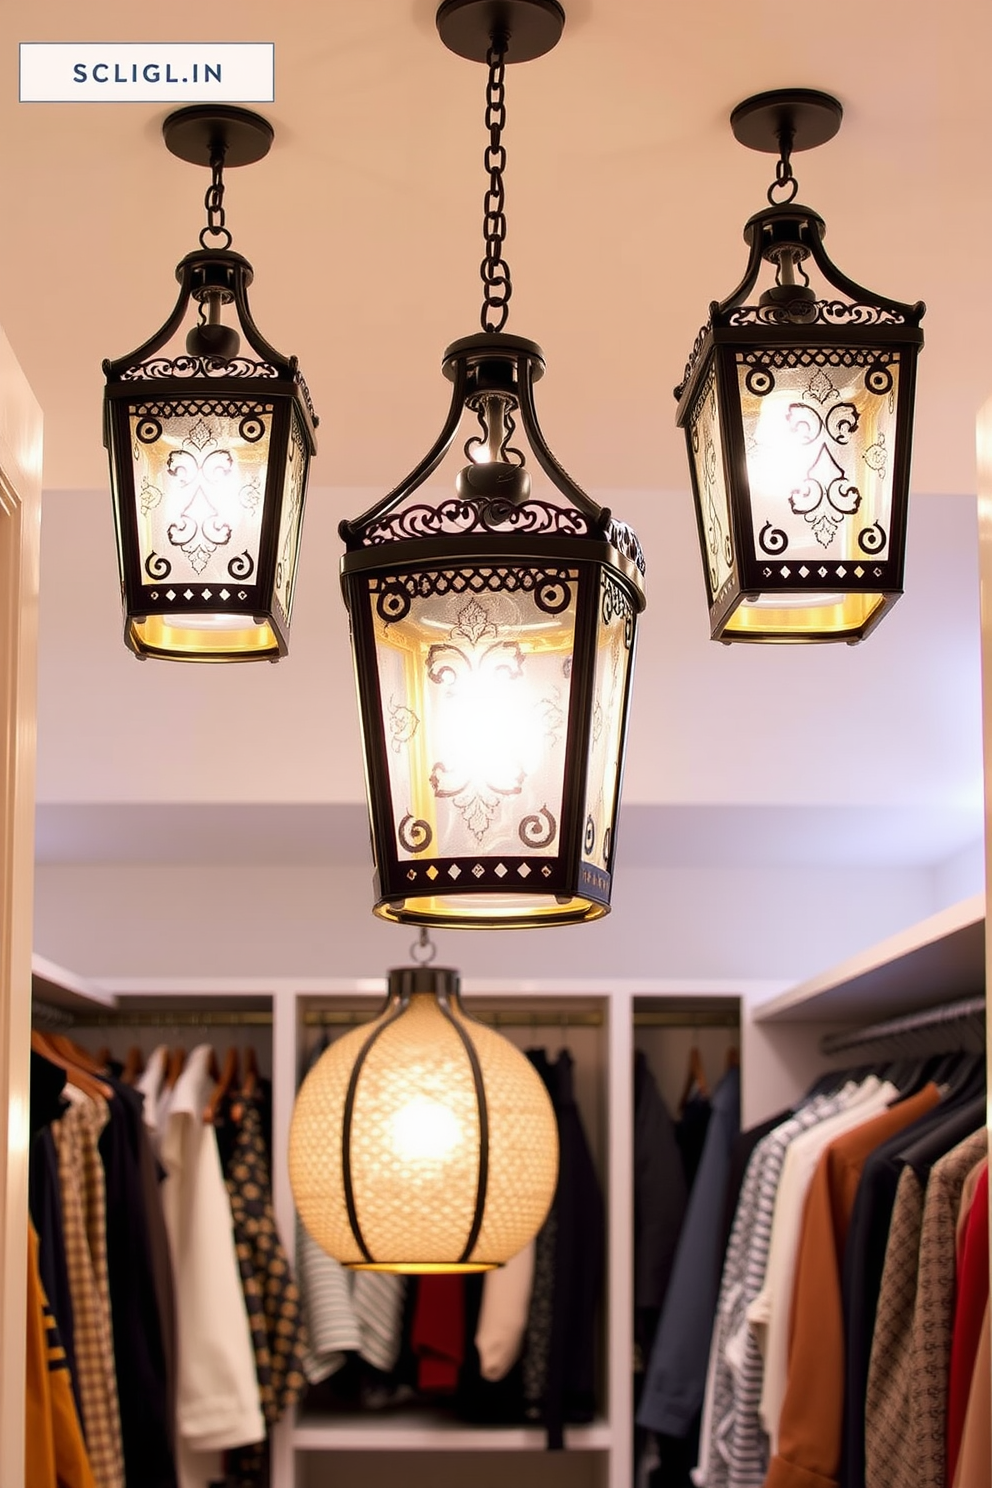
[29,908,987,1488]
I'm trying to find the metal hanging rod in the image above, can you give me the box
[38,1005,740,1034]
[43,1008,275,1030]
[303,1008,606,1030]
[634,1010,740,1030]
[820,994,986,1057]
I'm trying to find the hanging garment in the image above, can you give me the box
[476,1240,535,1381]
[159,1045,265,1478]
[637,1064,740,1442]
[29,1051,81,1420]
[952,1301,990,1488]
[947,1161,989,1484]
[762,1082,941,1488]
[634,1051,688,1368]
[352,1271,406,1374]
[865,1124,987,1488]
[411,1274,465,1393]
[839,1082,985,1488]
[136,1044,170,1152]
[543,1048,605,1449]
[99,1079,177,1488]
[52,1087,125,1488]
[694,1089,854,1488]
[522,1049,557,1424]
[297,1223,361,1383]
[25,1221,97,1488]
[749,1076,898,1450]
[222,1095,307,1427]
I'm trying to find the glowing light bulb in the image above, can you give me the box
[390,1096,463,1164]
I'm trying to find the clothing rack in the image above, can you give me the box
[32,1002,740,1033]
[819,994,986,1059]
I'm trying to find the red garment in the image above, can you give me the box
[947,1162,989,1483]
[410,1275,465,1394]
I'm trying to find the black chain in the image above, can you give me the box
[767,125,799,206]
[480,33,511,333]
[200,144,233,250]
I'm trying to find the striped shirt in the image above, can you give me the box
[694,1091,851,1488]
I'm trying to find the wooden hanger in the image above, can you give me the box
[678,1043,709,1112]
[31,1030,113,1102]
[165,1046,187,1090]
[241,1046,259,1101]
[203,1047,239,1126]
[122,1045,145,1085]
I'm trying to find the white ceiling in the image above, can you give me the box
[3,0,989,894]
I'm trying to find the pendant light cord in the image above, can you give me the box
[480,31,511,332]
[200,144,233,250]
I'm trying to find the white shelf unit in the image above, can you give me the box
[739,894,987,1125]
[31,967,775,1488]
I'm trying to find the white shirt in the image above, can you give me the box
[159,1044,264,1485]
[476,1240,535,1380]
[135,1044,170,1152]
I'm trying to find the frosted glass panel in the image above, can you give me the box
[689,362,735,602]
[370,569,578,864]
[129,399,273,588]
[737,350,900,565]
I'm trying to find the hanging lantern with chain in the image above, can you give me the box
[676,90,924,643]
[103,106,318,662]
[339,0,646,929]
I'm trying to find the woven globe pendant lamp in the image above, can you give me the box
[289,962,558,1271]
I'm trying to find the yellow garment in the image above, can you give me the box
[26,1222,97,1488]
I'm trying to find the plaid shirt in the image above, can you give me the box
[52,1090,124,1488]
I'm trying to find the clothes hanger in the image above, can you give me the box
[165,1046,187,1090]
[122,1045,145,1085]
[678,1039,709,1113]
[241,1045,259,1100]
[203,1046,239,1126]
[30,1030,113,1101]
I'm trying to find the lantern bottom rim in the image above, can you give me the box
[374,890,609,930]
[343,1260,500,1273]
[127,613,282,662]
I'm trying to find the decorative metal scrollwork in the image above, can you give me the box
[583,815,595,854]
[362,496,591,547]
[728,300,908,329]
[369,565,578,609]
[239,416,266,443]
[135,417,163,444]
[534,578,572,615]
[519,806,557,849]
[865,363,894,395]
[144,552,171,579]
[759,522,788,555]
[130,397,274,422]
[398,814,433,853]
[122,355,280,381]
[602,574,635,646]
[376,585,413,624]
[858,523,887,554]
[745,365,775,397]
[227,551,255,580]
[606,519,647,574]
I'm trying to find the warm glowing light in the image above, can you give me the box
[390,1096,463,1163]
[428,645,548,793]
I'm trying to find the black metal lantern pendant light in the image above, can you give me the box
[103,107,318,662]
[676,90,924,644]
[339,0,646,930]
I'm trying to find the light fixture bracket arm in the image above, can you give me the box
[339,332,618,546]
